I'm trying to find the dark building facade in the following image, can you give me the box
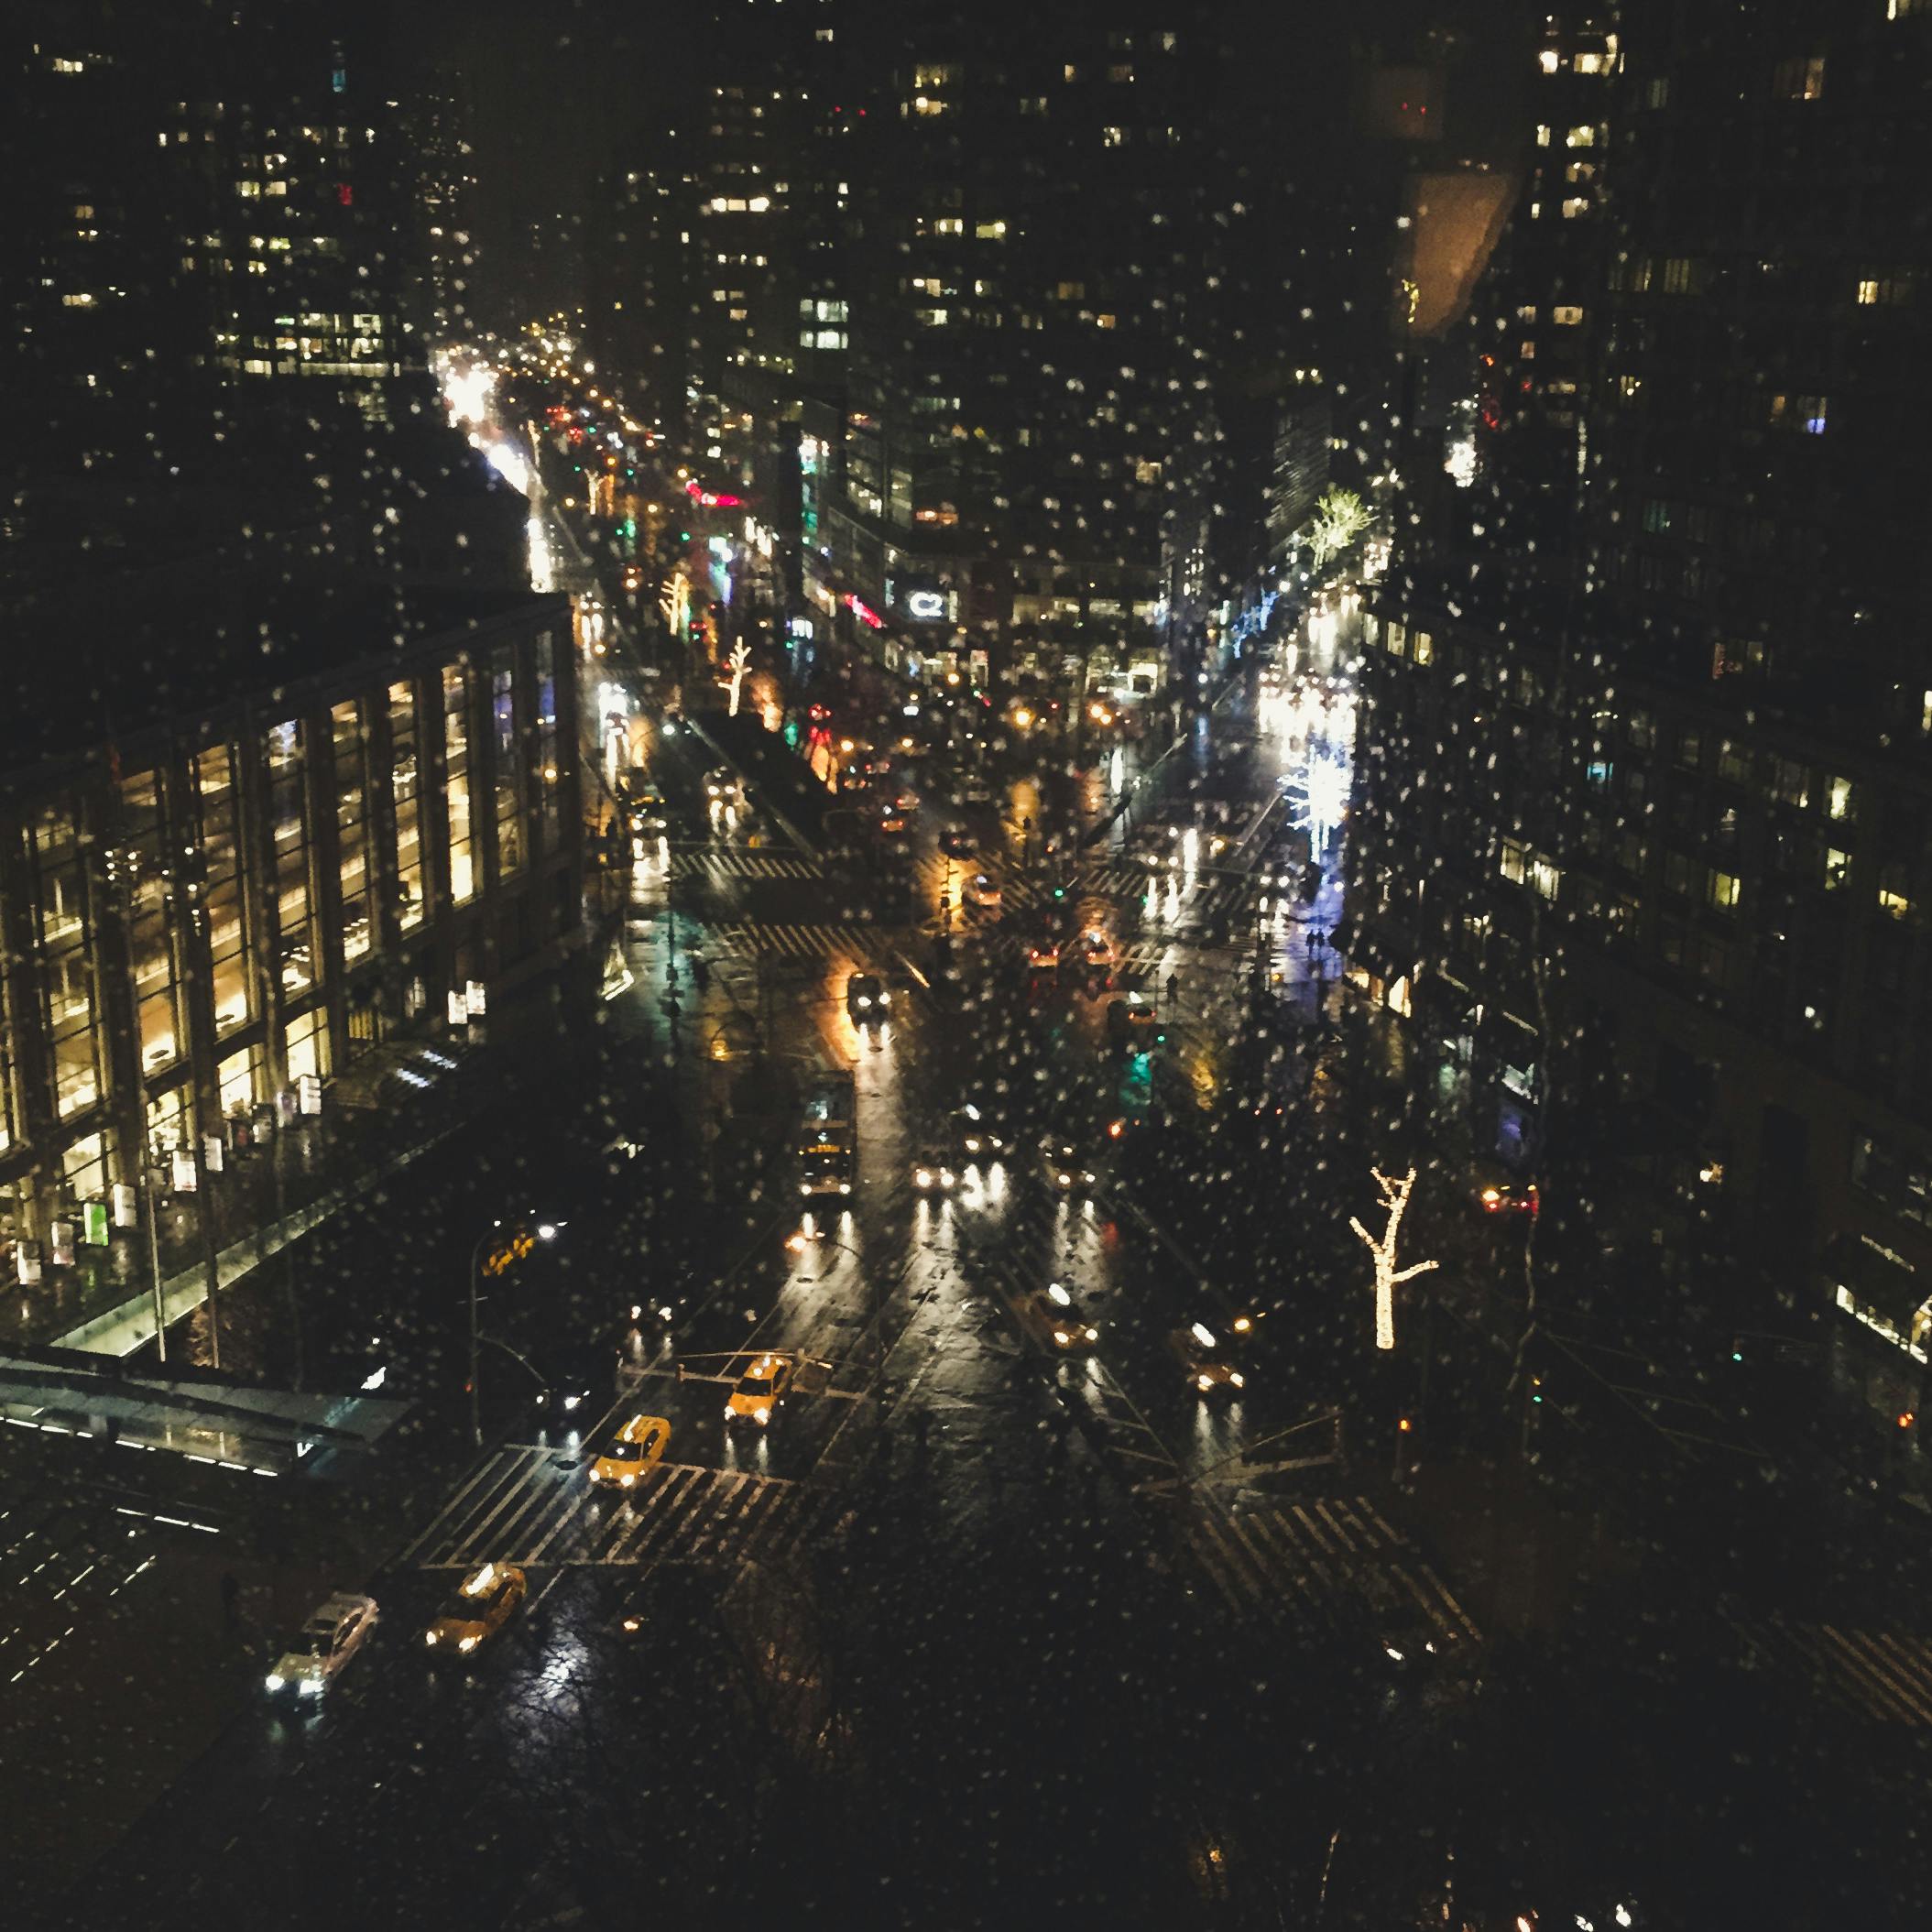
[1348,2,1932,1422]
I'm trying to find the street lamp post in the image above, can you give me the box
[469,1217,560,1446]
[468,1221,499,1447]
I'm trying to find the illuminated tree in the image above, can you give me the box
[1348,1164,1439,1352]
[1304,485,1371,572]
[726,639,752,716]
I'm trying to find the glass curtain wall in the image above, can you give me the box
[265,720,316,996]
[194,742,255,1037]
[332,699,372,962]
[32,802,102,1120]
[389,680,426,930]
[442,665,475,904]
[534,635,562,851]
[491,649,524,878]
[120,769,181,1074]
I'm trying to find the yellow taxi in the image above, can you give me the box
[725,1351,795,1426]
[424,1562,527,1657]
[589,1413,671,1489]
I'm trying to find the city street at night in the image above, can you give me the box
[7,2,1932,1927]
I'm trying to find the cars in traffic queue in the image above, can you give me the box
[846,972,891,1021]
[530,1347,610,1429]
[911,1152,958,1194]
[940,825,977,858]
[590,1413,671,1488]
[265,1593,377,1701]
[1042,1141,1097,1192]
[725,1351,796,1426]
[963,872,1003,915]
[1167,1321,1246,1397]
[703,766,743,804]
[1017,1281,1099,1353]
[878,805,911,839]
[1106,993,1162,1051]
[425,1563,528,1657]
[949,1103,1009,1163]
[1079,930,1118,972]
[1026,933,1062,972]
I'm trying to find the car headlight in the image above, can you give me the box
[840,1184,852,1195]
[755,1406,770,1424]
[622,1615,642,1633]
[857,995,872,1009]
[265,1673,286,1692]
[1085,1326,1097,1341]
[1198,1374,1213,1391]
[914,1169,933,1188]
[1230,1372,1245,1388]
[1384,1644,1404,1664]
[426,1631,440,1646]
[880,991,891,1006]
[298,1677,322,1696]
[800,1184,813,1196]
[620,1473,635,1488]
[563,1394,581,1411]
[1053,1329,1071,1346]
[1057,1174,1073,1188]
[459,1635,479,1654]
[964,1137,982,1153]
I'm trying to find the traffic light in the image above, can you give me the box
[1529,1376,1545,1404]
[1052,884,1066,901]
[1397,1415,1414,1434]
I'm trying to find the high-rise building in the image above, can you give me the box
[1349,1,1932,1429]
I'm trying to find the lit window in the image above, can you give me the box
[1566,125,1598,147]
[1530,855,1562,901]
[1828,776,1855,822]
[1537,49,1561,74]
[1709,871,1741,912]
[1102,126,1126,147]
[1500,837,1528,885]
[1824,847,1850,890]
[1879,879,1913,920]
[1560,197,1590,219]
[1412,631,1434,666]
[1552,304,1584,325]
[1573,51,1610,74]
[1773,56,1827,101]
[975,219,1007,239]
[1534,125,1552,147]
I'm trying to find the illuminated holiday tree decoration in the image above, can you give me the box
[1348,1165,1439,1352]
[726,639,752,716]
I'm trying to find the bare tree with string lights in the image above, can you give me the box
[1348,1164,1439,1353]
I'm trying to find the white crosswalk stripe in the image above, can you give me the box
[708,922,894,963]
[1732,1613,1932,1725]
[404,1446,835,1573]
[671,851,823,883]
[1173,1493,1481,1649]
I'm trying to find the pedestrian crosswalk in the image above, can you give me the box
[1732,1611,1932,1725]
[1173,1492,1482,1650]
[670,850,824,884]
[709,922,900,964]
[401,1445,837,1574]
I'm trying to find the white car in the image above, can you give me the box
[963,872,1004,915]
[266,1592,377,1701]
